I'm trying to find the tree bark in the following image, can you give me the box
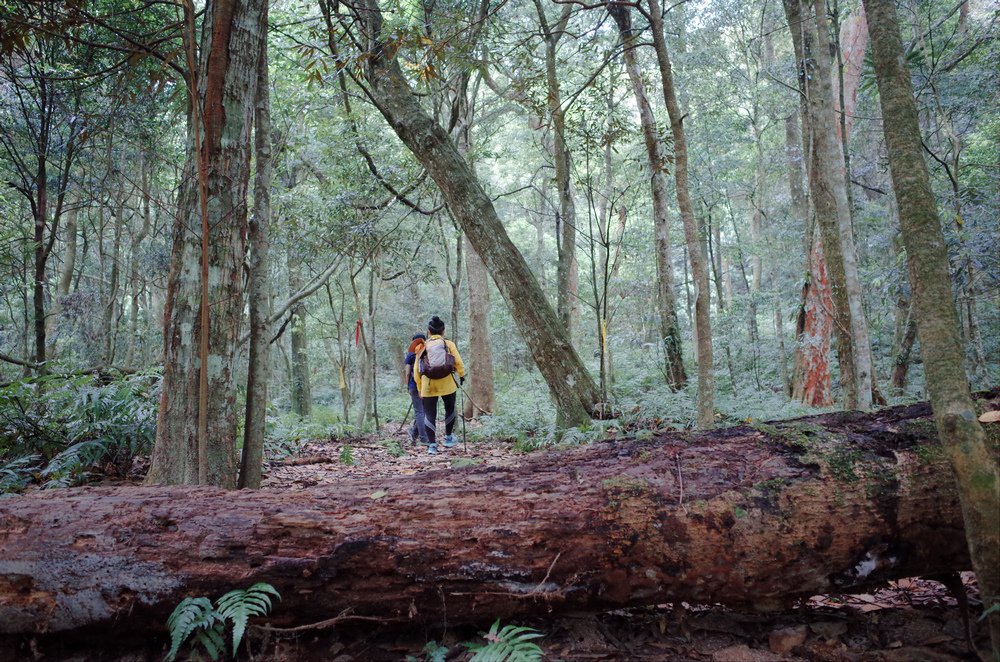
[0,394,988,636]
[239,26,273,491]
[147,0,266,487]
[865,0,1000,651]
[647,0,714,428]
[792,231,835,407]
[890,296,917,392]
[609,2,686,391]
[349,0,599,427]
[534,0,579,339]
[801,0,873,410]
[465,236,496,418]
[45,195,78,360]
[288,254,312,418]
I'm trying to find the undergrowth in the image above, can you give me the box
[0,369,159,493]
[406,620,545,662]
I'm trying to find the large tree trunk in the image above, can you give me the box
[349,0,599,427]
[647,0,714,428]
[609,2,686,391]
[147,0,266,487]
[865,0,1000,651]
[800,0,873,410]
[784,1,834,407]
[0,394,988,637]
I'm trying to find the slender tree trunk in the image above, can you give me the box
[449,70,496,419]
[103,194,124,365]
[465,239,496,418]
[239,27,272,490]
[533,0,578,338]
[32,148,48,368]
[351,0,599,427]
[288,255,312,417]
[148,0,266,487]
[647,0,713,428]
[46,196,78,360]
[865,0,1000,653]
[609,2,685,390]
[890,295,917,392]
[449,224,463,338]
[124,152,153,368]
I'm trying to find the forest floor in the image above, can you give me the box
[241,424,990,662]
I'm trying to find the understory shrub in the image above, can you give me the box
[0,369,159,493]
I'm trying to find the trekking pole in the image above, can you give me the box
[453,374,467,453]
[399,401,413,435]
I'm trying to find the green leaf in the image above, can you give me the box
[215,582,280,653]
[464,620,545,662]
[165,597,215,662]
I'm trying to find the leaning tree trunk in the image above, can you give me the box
[865,0,1000,651]
[0,394,991,637]
[147,0,266,488]
[350,0,599,427]
[608,2,686,391]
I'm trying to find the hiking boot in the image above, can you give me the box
[407,426,418,442]
[443,434,457,448]
[427,444,438,455]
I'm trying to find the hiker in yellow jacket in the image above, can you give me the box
[414,315,466,454]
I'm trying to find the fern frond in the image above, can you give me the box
[165,597,216,662]
[215,582,280,653]
[195,623,226,661]
[465,619,545,662]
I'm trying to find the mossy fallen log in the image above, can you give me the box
[2,394,995,636]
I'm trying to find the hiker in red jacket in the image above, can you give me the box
[414,315,466,454]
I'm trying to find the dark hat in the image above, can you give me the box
[428,316,445,333]
[411,332,426,341]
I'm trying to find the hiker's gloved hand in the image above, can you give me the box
[460,376,465,385]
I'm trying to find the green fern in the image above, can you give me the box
[166,597,219,662]
[464,619,545,662]
[165,583,279,661]
[214,582,281,652]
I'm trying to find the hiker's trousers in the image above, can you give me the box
[408,386,428,442]
[421,392,457,445]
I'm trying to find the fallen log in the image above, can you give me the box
[1,396,992,636]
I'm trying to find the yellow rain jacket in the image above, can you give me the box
[414,335,465,397]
